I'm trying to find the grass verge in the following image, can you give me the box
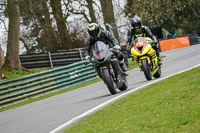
[0,68,50,82]
[64,67,200,133]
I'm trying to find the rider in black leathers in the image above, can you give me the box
[127,15,161,61]
[84,23,127,77]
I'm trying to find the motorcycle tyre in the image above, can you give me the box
[141,59,152,81]
[103,69,117,94]
[118,78,128,91]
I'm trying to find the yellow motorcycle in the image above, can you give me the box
[131,37,161,80]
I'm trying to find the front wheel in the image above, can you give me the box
[141,59,152,81]
[102,68,117,94]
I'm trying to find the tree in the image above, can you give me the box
[0,44,4,70]
[124,0,200,34]
[49,0,71,49]
[66,0,97,23]
[100,0,119,41]
[0,44,4,79]
[86,0,97,23]
[0,0,6,70]
[35,0,60,51]
[2,0,22,71]
[19,0,60,52]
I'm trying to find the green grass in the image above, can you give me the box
[64,67,200,133]
[0,68,50,82]
[127,58,137,71]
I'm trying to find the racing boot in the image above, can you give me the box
[157,51,162,65]
[151,55,158,70]
[155,46,162,65]
[119,59,128,76]
[157,55,162,65]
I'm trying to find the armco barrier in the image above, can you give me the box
[187,34,199,46]
[0,61,97,108]
[20,48,84,69]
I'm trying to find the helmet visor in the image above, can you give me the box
[89,28,100,38]
[133,22,141,29]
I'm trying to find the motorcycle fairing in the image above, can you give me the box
[131,37,153,56]
[131,42,152,56]
[91,41,113,64]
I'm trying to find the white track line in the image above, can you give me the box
[49,64,200,133]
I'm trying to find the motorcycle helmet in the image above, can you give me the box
[88,23,101,39]
[131,15,142,30]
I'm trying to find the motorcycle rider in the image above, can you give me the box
[84,23,128,77]
[127,15,161,68]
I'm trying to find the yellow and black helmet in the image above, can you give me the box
[88,23,101,38]
[131,15,142,29]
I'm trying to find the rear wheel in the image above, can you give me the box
[141,59,152,81]
[103,69,117,94]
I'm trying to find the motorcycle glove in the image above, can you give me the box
[85,55,91,63]
[113,45,121,50]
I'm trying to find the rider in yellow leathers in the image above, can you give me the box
[127,15,161,69]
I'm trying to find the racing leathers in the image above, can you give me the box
[84,30,127,77]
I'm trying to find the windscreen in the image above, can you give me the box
[133,37,147,44]
[92,41,109,57]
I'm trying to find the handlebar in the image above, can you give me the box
[85,57,92,65]
[110,48,120,53]
[150,41,158,45]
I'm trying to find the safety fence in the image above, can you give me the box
[19,47,130,69]
[20,48,84,69]
[0,61,97,108]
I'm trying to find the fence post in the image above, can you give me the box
[48,52,53,68]
[79,48,83,61]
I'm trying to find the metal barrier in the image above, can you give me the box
[20,48,84,69]
[0,61,97,108]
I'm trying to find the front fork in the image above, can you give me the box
[139,56,152,69]
[136,49,158,69]
[148,47,158,68]
[100,62,116,81]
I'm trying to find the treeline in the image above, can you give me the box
[124,0,200,35]
[0,0,121,73]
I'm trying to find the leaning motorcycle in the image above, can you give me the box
[88,41,128,94]
[131,37,161,81]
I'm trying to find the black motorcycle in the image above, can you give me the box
[88,41,128,94]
